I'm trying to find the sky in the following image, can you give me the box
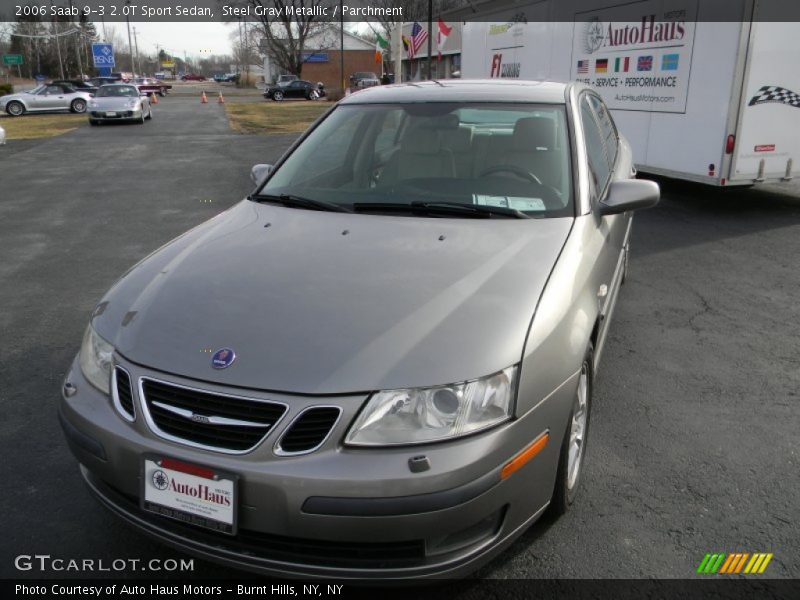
[97,22,371,60]
[99,22,236,59]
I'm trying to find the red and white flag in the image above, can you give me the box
[437,18,452,60]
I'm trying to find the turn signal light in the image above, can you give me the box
[501,431,549,480]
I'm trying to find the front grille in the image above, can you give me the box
[113,367,135,421]
[277,407,341,455]
[140,379,287,453]
[91,476,425,569]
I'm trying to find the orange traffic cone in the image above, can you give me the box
[201,91,208,104]
[150,92,158,104]
[217,91,225,104]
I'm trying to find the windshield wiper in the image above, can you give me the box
[250,193,353,213]
[352,201,531,219]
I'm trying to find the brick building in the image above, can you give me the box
[262,28,377,93]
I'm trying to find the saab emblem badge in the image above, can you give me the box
[211,348,236,369]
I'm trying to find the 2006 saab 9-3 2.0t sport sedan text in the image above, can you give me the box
[59,80,658,579]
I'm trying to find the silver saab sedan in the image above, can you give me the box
[60,80,658,579]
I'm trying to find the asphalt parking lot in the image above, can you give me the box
[1,97,798,581]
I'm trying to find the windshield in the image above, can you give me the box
[96,85,139,98]
[260,103,573,218]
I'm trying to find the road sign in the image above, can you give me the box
[3,54,23,66]
[92,43,115,67]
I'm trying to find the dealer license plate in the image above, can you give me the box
[105,111,117,117]
[141,456,237,535]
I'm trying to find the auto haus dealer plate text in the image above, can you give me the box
[142,456,237,534]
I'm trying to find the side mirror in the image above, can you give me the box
[250,163,273,186]
[599,179,660,216]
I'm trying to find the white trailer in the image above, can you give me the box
[458,0,800,186]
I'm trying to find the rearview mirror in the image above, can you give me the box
[599,179,660,216]
[250,164,273,186]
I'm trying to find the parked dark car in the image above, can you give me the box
[88,77,119,88]
[263,79,325,101]
[134,77,172,97]
[181,73,206,82]
[213,73,239,83]
[51,79,97,95]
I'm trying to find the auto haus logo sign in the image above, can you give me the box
[571,0,697,113]
[144,459,235,533]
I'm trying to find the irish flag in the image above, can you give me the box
[375,33,390,64]
[437,18,453,60]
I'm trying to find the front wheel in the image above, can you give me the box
[550,345,593,515]
[307,90,319,100]
[272,90,284,101]
[70,99,87,114]
[6,101,25,116]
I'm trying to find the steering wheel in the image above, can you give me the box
[478,164,543,185]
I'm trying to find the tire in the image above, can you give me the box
[6,101,24,117]
[159,89,167,97]
[139,109,146,124]
[272,90,284,101]
[70,99,87,114]
[308,90,319,100]
[550,344,593,515]
[146,106,153,120]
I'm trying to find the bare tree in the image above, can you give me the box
[236,1,331,80]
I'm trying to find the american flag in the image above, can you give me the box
[407,22,428,59]
[577,60,588,74]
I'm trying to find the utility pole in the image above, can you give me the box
[50,2,65,79]
[340,1,345,93]
[132,26,141,76]
[68,0,83,78]
[125,0,134,76]
[394,22,403,83]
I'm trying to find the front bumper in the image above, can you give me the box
[90,109,141,121]
[59,355,570,579]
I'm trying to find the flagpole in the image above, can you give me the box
[427,0,433,80]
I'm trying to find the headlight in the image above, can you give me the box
[345,366,518,446]
[78,325,114,394]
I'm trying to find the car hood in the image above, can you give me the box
[93,200,573,395]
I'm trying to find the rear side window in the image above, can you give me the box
[580,98,611,195]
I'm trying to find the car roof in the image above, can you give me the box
[340,79,569,105]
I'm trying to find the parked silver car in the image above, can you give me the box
[0,83,92,116]
[88,84,152,125]
[60,80,658,579]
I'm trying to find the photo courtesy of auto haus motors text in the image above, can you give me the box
[14,584,343,598]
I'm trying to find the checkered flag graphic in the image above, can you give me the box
[748,85,800,108]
